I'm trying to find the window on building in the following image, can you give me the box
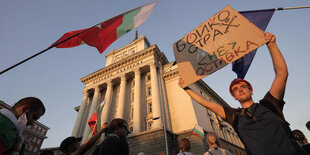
[33,147,38,153]
[147,75,151,81]
[41,129,45,135]
[23,133,28,139]
[148,121,153,130]
[33,137,37,143]
[130,107,134,120]
[148,102,152,113]
[28,135,33,141]
[37,138,41,144]
[33,125,37,131]
[131,92,134,101]
[29,145,33,151]
[147,87,151,96]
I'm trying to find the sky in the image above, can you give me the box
[0,0,310,148]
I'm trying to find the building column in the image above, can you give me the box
[133,69,141,133]
[116,74,127,118]
[101,81,113,125]
[150,63,162,128]
[82,86,100,142]
[72,90,89,137]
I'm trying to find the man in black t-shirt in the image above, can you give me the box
[179,32,307,155]
[92,118,129,155]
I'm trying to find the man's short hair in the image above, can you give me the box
[180,138,191,152]
[108,118,128,134]
[292,129,306,144]
[60,136,82,153]
[13,97,45,114]
[306,121,310,128]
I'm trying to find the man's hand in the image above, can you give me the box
[265,32,276,47]
[178,78,185,88]
[101,122,109,129]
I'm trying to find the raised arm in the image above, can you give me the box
[265,32,288,100]
[73,123,109,155]
[178,78,226,119]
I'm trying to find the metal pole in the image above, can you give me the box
[0,23,100,76]
[155,62,169,155]
[239,5,310,13]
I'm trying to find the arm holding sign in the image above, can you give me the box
[265,32,288,101]
[178,78,226,120]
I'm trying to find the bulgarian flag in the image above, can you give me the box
[87,99,106,137]
[51,1,158,54]
[192,124,204,139]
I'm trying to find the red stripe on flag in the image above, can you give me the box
[51,15,123,54]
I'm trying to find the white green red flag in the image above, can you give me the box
[87,99,106,137]
[192,124,204,139]
[51,1,157,54]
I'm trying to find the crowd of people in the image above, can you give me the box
[0,32,309,155]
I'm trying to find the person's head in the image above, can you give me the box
[108,118,129,139]
[229,79,253,103]
[206,132,219,149]
[40,150,54,155]
[292,129,308,145]
[12,97,45,126]
[306,121,310,131]
[179,138,191,152]
[60,136,82,154]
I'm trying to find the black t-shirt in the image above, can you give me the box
[223,92,306,155]
[92,135,129,155]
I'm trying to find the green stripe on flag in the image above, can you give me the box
[116,8,141,38]
[192,124,204,139]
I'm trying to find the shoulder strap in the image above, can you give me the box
[232,108,241,132]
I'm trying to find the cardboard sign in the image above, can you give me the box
[173,5,267,88]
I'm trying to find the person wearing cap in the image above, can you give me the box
[60,123,108,155]
[92,118,129,155]
[179,32,307,155]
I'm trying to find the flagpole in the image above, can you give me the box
[239,5,310,13]
[0,23,101,76]
[0,1,158,76]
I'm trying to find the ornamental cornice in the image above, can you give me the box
[81,45,159,84]
[162,70,179,81]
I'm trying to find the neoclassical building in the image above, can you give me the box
[71,35,245,155]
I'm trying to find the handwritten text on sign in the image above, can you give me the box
[173,5,266,87]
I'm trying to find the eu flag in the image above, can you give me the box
[232,10,275,79]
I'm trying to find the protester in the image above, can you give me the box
[92,118,129,155]
[40,150,54,155]
[293,129,310,154]
[179,32,307,155]
[203,132,232,155]
[306,121,310,131]
[176,138,193,155]
[60,122,108,155]
[0,97,45,154]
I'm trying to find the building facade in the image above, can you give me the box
[72,35,245,155]
[0,100,49,155]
